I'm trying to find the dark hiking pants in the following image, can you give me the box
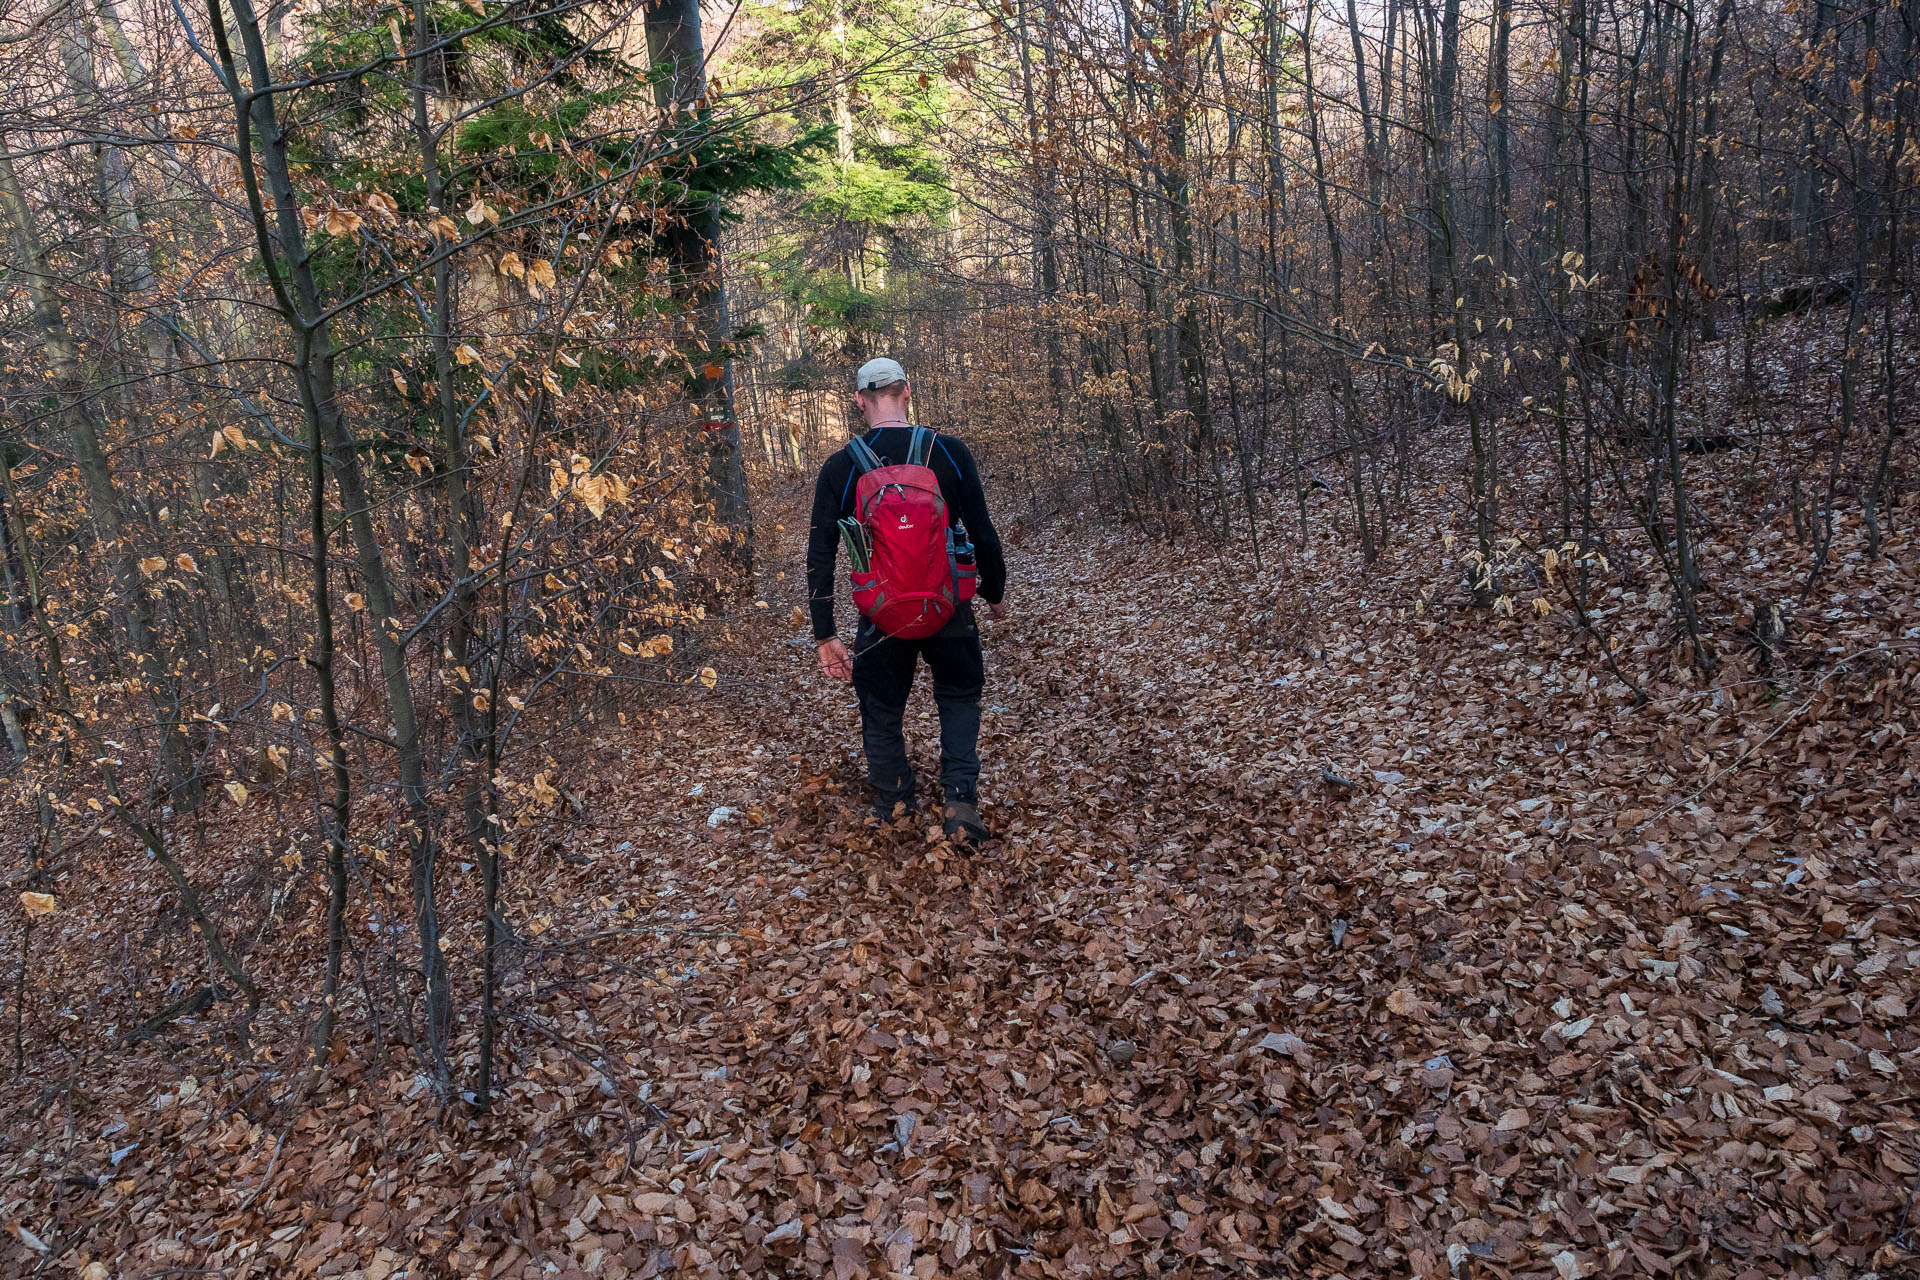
[849,606,983,817]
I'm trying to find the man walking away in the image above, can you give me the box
[808,357,1006,842]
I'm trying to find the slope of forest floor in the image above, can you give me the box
[4,442,1919,1279]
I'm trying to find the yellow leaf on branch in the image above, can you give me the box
[577,475,608,519]
[19,891,56,918]
[626,634,672,658]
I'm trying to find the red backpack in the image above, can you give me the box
[845,426,977,639]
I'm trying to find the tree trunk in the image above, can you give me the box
[205,0,453,1079]
[647,0,754,561]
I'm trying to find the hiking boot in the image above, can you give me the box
[871,798,918,824]
[942,800,989,843]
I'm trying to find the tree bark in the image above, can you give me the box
[646,0,754,561]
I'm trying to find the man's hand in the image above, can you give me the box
[986,599,1008,622]
[818,636,852,681]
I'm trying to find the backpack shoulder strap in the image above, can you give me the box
[846,432,884,475]
[906,425,933,467]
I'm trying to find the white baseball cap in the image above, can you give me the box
[855,357,907,391]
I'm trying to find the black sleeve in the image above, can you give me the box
[946,438,1006,605]
[806,458,845,642]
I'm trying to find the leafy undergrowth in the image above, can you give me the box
[3,451,1918,1280]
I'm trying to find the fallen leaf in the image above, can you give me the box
[1254,1030,1312,1065]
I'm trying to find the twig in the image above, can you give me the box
[116,985,224,1048]
[234,1124,291,1213]
[529,925,742,952]
[1631,642,1917,832]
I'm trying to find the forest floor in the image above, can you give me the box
[4,452,1920,1280]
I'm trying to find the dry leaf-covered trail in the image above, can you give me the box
[7,485,1919,1280]
[432,497,1914,1280]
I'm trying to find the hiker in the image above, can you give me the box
[807,357,1007,842]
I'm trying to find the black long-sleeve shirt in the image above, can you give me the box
[807,426,1006,642]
